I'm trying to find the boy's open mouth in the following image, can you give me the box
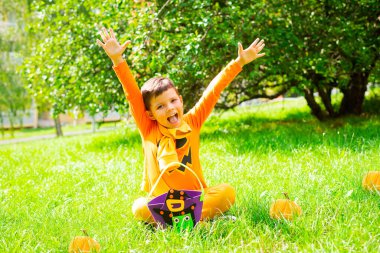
[167,113,179,124]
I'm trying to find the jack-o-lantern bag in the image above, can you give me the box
[148,162,204,232]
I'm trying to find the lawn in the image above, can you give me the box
[1,98,379,252]
[0,121,124,141]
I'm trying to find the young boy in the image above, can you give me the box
[97,28,265,223]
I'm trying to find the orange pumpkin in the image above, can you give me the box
[362,171,380,191]
[69,230,100,253]
[269,193,302,220]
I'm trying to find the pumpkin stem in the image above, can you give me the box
[283,192,290,200]
[81,229,89,237]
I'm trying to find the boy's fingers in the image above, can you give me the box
[110,28,116,39]
[96,39,105,48]
[258,44,265,51]
[238,42,243,54]
[257,39,264,48]
[249,38,260,48]
[102,27,110,40]
[99,31,106,42]
[256,53,265,58]
[121,40,131,49]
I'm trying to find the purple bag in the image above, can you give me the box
[147,162,204,232]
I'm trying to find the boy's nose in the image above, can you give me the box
[167,103,175,110]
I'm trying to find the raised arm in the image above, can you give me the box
[97,28,153,136]
[187,38,265,128]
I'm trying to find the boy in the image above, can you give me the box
[97,28,265,223]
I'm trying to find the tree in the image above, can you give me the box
[127,0,277,111]
[0,0,31,136]
[23,0,379,125]
[261,0,380,119]
[130,0,379,118]
[24,0,135,135]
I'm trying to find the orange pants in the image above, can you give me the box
[132,183,235,223]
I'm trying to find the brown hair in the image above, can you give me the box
[141,77,179,110]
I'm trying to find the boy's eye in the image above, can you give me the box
[171,99,177,103]
[157,105,163,110]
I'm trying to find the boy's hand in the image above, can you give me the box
[97,28,131,66]
[236,38,265,67]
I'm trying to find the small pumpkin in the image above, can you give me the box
[362,171,380,191]
[269,192,302,220]
[69,229,100,253]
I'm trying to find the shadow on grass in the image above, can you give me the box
[86,108,380,156]
[201,110,380,155]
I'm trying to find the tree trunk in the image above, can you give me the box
[91,115,96,133]
[0,112,4,138]
[317,85,336,117]
[303,88,326,120]
[18,111,24,130]
[339,72,369,115]
[32,98,38,128]
[54,115,63,137]
[8,111,15,138]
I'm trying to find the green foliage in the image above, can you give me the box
[128,0,271,110]
[129,0,379,114]
[256,0,380,116]
[363,86,380,114]
[1,101,380,251]
[24,0,135,116]
[0,0,31,131]
[22,0,379,119]
[266,0,379,80]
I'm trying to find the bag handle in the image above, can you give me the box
[148,162,205,198]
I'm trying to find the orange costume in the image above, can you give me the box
[113,59,242,222]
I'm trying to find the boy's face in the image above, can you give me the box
[146,88,184,129]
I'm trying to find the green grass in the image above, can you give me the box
[0,121,124,141]
[1,99,380,252]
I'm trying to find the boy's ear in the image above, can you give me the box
[146,110,156,120]
[179,95,183,104]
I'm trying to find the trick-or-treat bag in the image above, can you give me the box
[148,162,204,232]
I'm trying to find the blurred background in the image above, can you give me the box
[0,0,379,137]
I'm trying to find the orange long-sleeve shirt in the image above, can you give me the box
[113,60,242,196]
